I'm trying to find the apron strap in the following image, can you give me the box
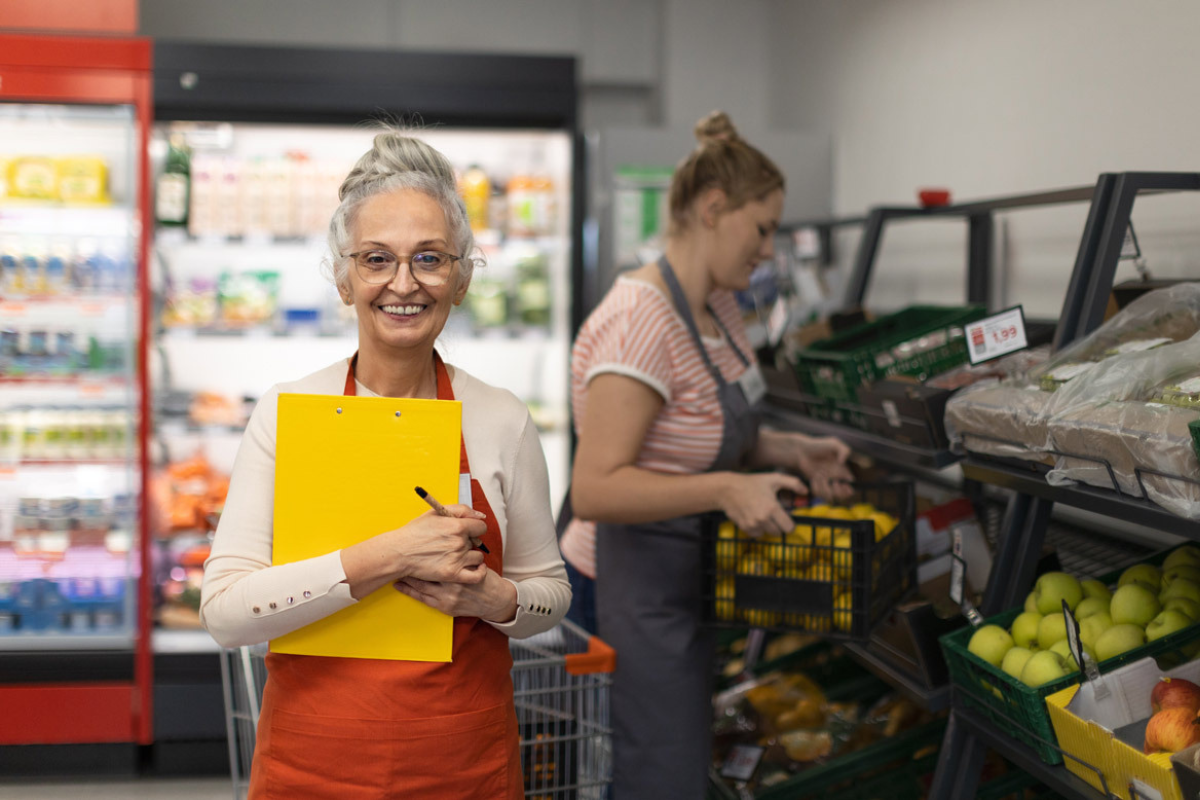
[655,257,751,388]
[344,351,471,474]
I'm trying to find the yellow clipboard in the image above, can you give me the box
[271,392,461,661]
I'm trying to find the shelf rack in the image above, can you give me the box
[928,172,1200,800]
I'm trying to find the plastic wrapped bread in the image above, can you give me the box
[944,382,1056,463]
[1046,400,1200,519]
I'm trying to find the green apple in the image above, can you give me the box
[1165,596,1200,621]
[1025,593,1038,614]
[1163,565,1200,587]
[1081,579,1112,602]
[1049,638,1095,670]
[1146,609,1196,642]
[1164,545,1200,572]
[1034,572,1083,615]
[1119,563,1163,592]
[967,624,1014,667]
[1020,650,1070,687]
[1010,611,1042,649]
[1079,612,1114,650]
[1094,623,1146,662]
[1110,583,1161,627]
[1001,646,1035,680]
[1161,579,1200,606]
[1075,597,1110,619]
[1038,613,1069,649]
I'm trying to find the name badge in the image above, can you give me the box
[736,364,767,406]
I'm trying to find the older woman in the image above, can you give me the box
[200,130,571,799]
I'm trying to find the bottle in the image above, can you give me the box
[459,165,490,232]
[156,133,191,227]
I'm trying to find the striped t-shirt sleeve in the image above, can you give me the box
[578,288,675,400]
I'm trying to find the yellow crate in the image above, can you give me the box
[1045,656,1199,800]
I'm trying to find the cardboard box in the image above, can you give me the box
[1170,743,1200,800]
[1045,656,1200,800]
[858,377,953,449]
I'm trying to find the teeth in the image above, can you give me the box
[381,305,423,315]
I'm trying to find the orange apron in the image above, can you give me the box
[247,354,522,799]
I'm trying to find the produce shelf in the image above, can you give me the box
[962,456,1200,540]
[954,705,1110,800]
[761,404,960,471]
[842,641,950,712]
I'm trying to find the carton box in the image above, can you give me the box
[1045,656,1200,800]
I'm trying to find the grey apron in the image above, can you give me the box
[596,257,762,799]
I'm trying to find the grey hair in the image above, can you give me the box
[324,129,481,292]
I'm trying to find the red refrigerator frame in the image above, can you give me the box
[0,33,154,746]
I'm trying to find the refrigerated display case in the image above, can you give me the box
[0,33,153,754]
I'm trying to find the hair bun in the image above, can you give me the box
[694,110,739,145]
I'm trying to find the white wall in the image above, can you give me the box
[769,0,1200,316]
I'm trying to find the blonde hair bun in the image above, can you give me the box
[694,110,739,145]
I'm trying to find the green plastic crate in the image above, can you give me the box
[1190,418,1200,464]
[717,635,874,693]
[939,548,1200,765]
[792,305,986,423]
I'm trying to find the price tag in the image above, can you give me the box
[720,744,764,781]
[1120,223,1141,261]
[965,306,1028,365]
[952,528,984,627]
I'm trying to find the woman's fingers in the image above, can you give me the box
[442,503,487,520]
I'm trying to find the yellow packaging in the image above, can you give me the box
[8,156,57,200]
[1045,656,1198,800]
[57,156,110,204]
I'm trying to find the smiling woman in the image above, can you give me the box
[199,127,570,799]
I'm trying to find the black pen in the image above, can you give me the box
[414,486,489,553]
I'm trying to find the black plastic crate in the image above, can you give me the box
[700,483,917,641]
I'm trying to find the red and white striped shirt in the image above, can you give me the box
[560,276,757,578]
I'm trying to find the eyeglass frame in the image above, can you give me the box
[340,248,465,287]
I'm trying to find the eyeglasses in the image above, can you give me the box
[342,249,463,287]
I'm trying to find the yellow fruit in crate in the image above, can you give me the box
[808,504,832,517]
[757,534,788,566]
[788,522,815,546]
[832,592,854,631]
[715,524,743,572]
[812,525,834,557]
[869,512,898,541]
[714,577,736,621]
[850,503,876,520]
[805,562,834,583]
[738,554,773,576]
[823,507,854,520]
[743,607,780,627]
[831,530,854,580]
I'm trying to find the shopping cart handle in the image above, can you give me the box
[565,634,617,676]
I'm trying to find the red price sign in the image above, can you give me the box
[965,307,1028,364]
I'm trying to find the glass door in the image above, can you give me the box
[0,101,141,648]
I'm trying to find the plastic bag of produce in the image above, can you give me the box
[944,381,1057,463]
[1044,334,1200,518]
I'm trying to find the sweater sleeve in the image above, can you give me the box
[486,412,572,640]
[199,387,357,647]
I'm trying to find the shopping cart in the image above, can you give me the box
[220,619,614,799]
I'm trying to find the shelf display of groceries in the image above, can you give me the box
[946,283,1200,520]
[701,483,916,641]
[152,123,565,340]
[0,103,143,644]
[940,544,1200,767]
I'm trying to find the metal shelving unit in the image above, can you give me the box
[928,172,1200,800]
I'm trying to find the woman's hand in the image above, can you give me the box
[340,505,488,600]
[394,568,518,623]
[393,506,489,583]
[720,472,806,536]
[794,435,854,501]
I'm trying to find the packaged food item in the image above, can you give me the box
[459,165,490,232]
[218,270,279,327]
[7,156,57,200]
[57,156,110,204]
[1157,376,1200,409]
[1039,361,1098,392]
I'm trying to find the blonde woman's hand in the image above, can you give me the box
[721,472,806,537]
[394,568,518,623]
[795,436,854,501]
